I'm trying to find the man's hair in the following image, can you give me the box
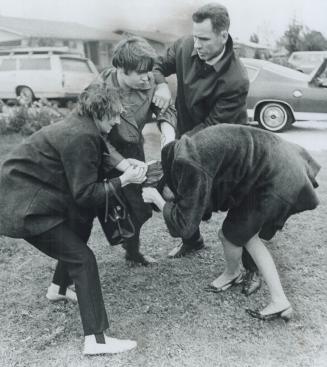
[192,3,230,34]
[77,82,123,121]
[112,36,157,74]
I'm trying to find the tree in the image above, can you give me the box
[278,18,327,54]
[302,31,327,51]
[279,19,304,54]
[250,33,259,44]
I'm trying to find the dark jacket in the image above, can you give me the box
[96,68,176,168]
[162,125,320,244]
[0,111,121,238]
[153,35,249,137]
[94,68,177,227]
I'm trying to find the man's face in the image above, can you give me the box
[122,70,151,90]
[192,18,228,61]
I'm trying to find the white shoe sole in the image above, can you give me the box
[83,339,137,355]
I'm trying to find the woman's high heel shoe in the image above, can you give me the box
[246,306,293,321]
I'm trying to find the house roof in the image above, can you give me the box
[234,39,271,50]
[0,15,121,42]
[114,28,177,45]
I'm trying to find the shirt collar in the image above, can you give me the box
[191,46,226,71]
[206,46,225,66]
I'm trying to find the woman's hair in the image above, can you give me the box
[77,82,123,120]
[112,36,157,74]
[192,3,230,34]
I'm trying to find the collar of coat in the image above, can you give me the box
[99,67,155,130]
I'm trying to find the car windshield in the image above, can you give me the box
[291,53,327,64]
[263,62,310,81]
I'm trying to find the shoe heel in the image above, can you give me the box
[281,307,293,321]
[235,273,244,284]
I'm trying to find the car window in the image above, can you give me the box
[290,52,327,64]
[263,63,310,81]
[19,58,51,70]
[244,66,259,82]
[60,58,92,73]
[0,58,16,71]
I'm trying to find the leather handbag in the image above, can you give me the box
[103,179,135,246]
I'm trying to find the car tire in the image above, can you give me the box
[17,86,34,106]
[257,103,293,132]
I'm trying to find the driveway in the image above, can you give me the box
[144,120,327,155]
[275,121,327,152]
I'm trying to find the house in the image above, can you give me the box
[114,28,177,55]
[233,39,271,59]
[0,15,122,70]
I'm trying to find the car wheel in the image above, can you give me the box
[258,103,292,132]
[17,86,34,106]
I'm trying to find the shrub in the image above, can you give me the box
[0,101,65,135]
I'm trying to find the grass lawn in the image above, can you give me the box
[0,125,326,367]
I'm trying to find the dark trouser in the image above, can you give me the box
[121,227,141,255]
[25,222,109,336]
[182,228,204,247]
[241,248,258,273]
[183,227,258,273]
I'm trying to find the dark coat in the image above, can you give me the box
[153,35,249,137]
[94,68,177,227]
[0,111,121,238]
[162,125,320,245]
[95,68,176,168]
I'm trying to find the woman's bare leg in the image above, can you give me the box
[245,234,291,314]
[210,229,243,289]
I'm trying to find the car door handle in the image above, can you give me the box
[293,90,303,98]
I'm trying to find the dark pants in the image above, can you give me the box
[25,221,109,336]
[183,228,258,273]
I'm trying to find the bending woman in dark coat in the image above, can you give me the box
[0,83,147,355]
[142,124,320,321]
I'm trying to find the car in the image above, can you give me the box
[242,57,327,132]
[0,47,99,106]
[288,51,327,74]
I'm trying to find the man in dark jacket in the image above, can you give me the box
[152,3,259,294]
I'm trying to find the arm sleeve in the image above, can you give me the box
[163,160,212,239]
[102,140,125,171]
[60,134,121,208]
[151,103,177,131]
[153,41,178,83]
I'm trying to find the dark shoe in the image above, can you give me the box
[204,273,244,293]
[168,242,205,258]
[125,251,157,267]
[246,306,293,321]
[242,271,262,296]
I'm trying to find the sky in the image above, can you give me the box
[0,0,327,46]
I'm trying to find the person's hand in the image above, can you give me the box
[162,184,175,202]
[127,158,148,170]
[119,166,147,187]
[142,187,166,211]
[152,83,172,113]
